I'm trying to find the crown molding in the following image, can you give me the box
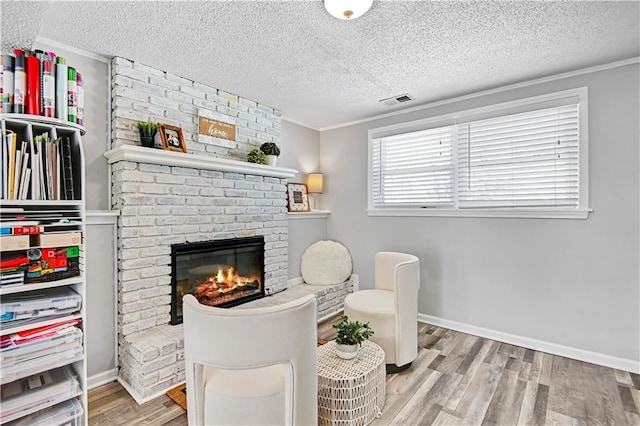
[319,57,640,132]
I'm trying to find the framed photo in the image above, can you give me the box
[287,183,310,212]
[159,123,187,153]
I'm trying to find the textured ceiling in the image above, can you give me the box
[1,1,639,129]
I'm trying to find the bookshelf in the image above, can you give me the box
[1,114,87,425]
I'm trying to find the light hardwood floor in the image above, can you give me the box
[88,320,640,425]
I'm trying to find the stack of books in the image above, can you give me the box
[1,131,76,201]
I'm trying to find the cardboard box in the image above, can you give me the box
[34,232,82,248]
[0,235,30,252]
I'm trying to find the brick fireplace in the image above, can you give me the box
[105,57,296,403]
[106,148,296,402]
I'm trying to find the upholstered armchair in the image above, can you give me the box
[182,294,318,426]
[344,252,420,371]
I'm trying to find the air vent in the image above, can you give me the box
[379,93,415,107]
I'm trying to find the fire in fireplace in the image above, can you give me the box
[170,236,265,325]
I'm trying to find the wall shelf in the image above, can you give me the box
[288,210,331,220]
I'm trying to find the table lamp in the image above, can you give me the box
[307,173,324,210]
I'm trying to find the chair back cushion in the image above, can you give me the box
[183,294,318,425]
[375,252,419,292]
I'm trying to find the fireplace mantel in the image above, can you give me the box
[104,145,298,178]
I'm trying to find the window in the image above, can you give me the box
[371,126,454,207]
[368,88,589,218]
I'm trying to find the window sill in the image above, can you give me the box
[366,207,591,219]
[288,210,331,220]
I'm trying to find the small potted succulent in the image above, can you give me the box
[247,148,267,165]
[333,315,375,360]
[136,120,158,148]
[260,142,281,166]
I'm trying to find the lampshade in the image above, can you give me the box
[307,173,324,194]
[324,0,373,20]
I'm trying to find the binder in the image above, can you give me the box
[60,137,74,200]
[7,131,16,199]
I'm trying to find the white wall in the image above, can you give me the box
[280,119,328,278]
[320,63,640,366]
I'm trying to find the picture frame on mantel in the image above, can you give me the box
[159,123,187,153]
[287,183,310,212]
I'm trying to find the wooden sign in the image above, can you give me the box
[198,116,236,141]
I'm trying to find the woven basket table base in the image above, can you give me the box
[317,341,386,426]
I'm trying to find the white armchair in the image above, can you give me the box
[182,293,318,426]
[344,252,420,371]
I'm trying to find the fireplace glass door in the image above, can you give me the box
[170,236,264,325]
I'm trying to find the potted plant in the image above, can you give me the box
[260,142,281,166]
[247,148,267,165]
[333,315,375,360]
[136,120,158,148]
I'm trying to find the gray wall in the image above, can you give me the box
[288,218,328,278]
[85,218,117,381]
[280,119,328,278]
[279,119,320,182]
[320,63,640,362]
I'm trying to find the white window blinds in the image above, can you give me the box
[457,104,579,208]
[372,126,454,207]
[369,89,587,216]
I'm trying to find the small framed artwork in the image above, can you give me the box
[287,183,310,212]
[159,123,187,153]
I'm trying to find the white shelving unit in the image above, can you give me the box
[1,113,87,425]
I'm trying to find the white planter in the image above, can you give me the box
[266,155,278,166]
[335,343,358,360]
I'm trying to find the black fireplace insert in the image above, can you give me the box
[170,236,265,325]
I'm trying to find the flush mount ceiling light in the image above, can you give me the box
[324,0,373,20]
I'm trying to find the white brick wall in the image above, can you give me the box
[112,162,289,336]
[111,57,281,161]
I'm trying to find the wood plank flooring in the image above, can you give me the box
[88,320,640,425]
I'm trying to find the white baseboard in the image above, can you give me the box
[418,313,640,374]
[87,368,119,390]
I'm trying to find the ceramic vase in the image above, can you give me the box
[266,155,278,166]
[335,343,358,360]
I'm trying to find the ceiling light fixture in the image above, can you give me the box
[324,0,373,20]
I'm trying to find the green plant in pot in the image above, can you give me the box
[247,148,267,165]
[260,142,281,166]
[333,315,375,360]
[136,120,158,148]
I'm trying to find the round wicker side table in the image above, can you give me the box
[317,340,386,426]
